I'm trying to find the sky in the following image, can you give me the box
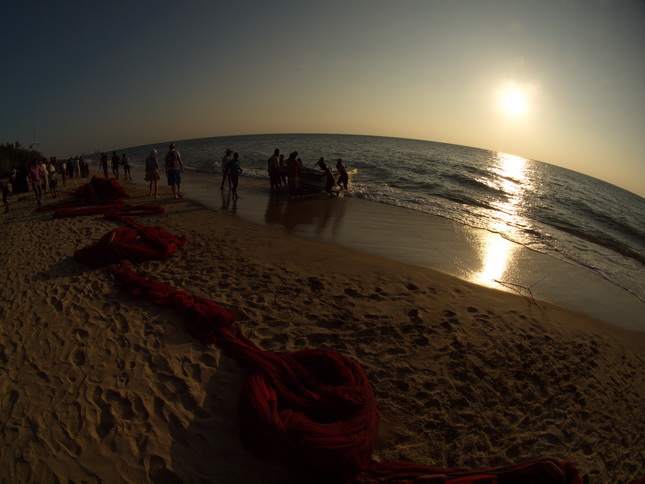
[2,0,644,196]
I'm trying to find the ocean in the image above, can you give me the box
[105,133,645,317]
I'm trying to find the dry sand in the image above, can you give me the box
[1,175,643,483]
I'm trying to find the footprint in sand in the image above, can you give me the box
[181,358,202,382]
[199,353,219,368]
[37,371,51,383]
[106,390,136,420]
[66,401,83,437]
[66,365,81,383]
[156,373,189,400]
[74,328,89,340]
[154,396,168,423]
[114,313,130,333]
[39,338,53,358]
[133,396,150,421]
[406,308,423,323]
[150,354,172,373]
[306,332,329,347]
[0,389,20,423]
[49,412,82,457]
[73,349,87,366]
[48,295,64,312]
[146,455,181,483]
[91,387,115,439]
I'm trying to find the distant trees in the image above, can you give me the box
[0,142,42,177]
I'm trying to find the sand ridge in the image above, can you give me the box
[1,176,643,482]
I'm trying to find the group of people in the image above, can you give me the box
[99,152,132,181]
[24,157,91,207]
[144,143,184,199]
[217,148,244,198]
[4,142,350,211]
[145,144,243,200]
[1,155,97,210]
[267,148,349,197]
[315,157,349,194]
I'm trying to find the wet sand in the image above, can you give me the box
[173,169,645,332]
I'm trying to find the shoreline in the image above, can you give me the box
[148,167,644,332]
[1,174,644,481]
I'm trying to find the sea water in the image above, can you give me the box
[106,133,645,309]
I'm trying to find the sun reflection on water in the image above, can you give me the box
[471,153,531,288]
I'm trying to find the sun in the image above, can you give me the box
[502,88,527,116]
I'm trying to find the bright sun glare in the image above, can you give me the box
[502,88,527,116]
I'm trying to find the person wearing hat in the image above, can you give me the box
[165,143,184,198]
[221,148,233,190]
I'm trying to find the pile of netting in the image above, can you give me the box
[40,177,183,267]
[38,176,130,217]
[74,212,185,268]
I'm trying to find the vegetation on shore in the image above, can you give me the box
[0,142,42,177]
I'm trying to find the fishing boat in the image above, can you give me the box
[298,167,358,192]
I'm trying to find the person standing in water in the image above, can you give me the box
[165,143,184,198]
[278,153,287,187]
[267,148,280,190]
[286,152,303,198]
[220,148,232,190]
[228,152,243,199]
[336,158,349,190]
[315,157,336,195]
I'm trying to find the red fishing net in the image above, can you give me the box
[38,176,129,215]
[75,214,185,268]
[357,458,585,483]
[109,262,379,482]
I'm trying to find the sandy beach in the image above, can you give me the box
[1,174,643,483]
